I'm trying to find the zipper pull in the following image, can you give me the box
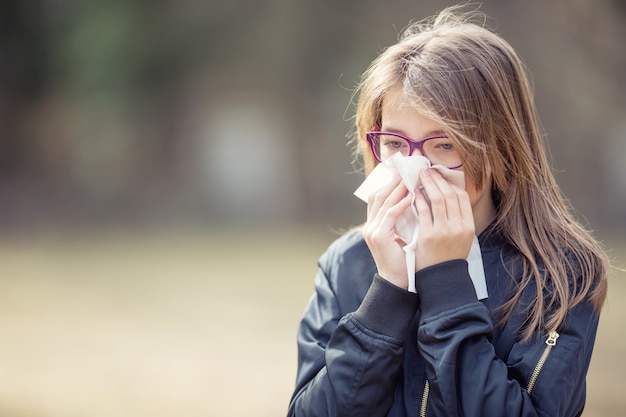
[527,330,560,394]
[545,331,559,346]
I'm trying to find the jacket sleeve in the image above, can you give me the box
[287,263,419,417]
[414,259,600,417]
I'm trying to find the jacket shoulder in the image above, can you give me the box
[318,227,376,313]
[319,227,371,269]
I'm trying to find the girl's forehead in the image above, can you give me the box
[382,89,434,118]
[382,92,441,126]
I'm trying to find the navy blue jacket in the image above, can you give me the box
[287,226,600,416]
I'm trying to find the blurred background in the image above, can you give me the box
[0,0,624,416]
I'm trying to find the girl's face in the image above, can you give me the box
[380,90,496,232]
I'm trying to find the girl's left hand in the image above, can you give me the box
[414,168,475,271]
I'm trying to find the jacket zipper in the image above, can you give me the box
[527,331,559,394]
[419,379,429,417]
[417,331,558,414]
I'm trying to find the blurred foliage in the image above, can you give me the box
[0,0,624,233]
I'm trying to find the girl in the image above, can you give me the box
[287,5,609,416]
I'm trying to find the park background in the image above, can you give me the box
[1,0,625,415]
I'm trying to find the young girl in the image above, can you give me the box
[287,5,609,417]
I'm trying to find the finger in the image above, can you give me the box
[374,186,412,232]
[363,191,412,251]
[367,176,402,219]
[369,181,409,223]
[385,192,413,228]
[415,188,433,230]
[431,176,475,237]
[427,169,464,221]
[431,165,466,191]
[365,182,410,244]
[430,167,469,220]
[419,169,451,222]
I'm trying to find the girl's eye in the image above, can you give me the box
[430,141,455,152]
[382,138,408,150]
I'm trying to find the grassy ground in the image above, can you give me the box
[0,226,623,416]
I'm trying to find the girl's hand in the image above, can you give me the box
[415,168,475,271]
[362,176,413,289]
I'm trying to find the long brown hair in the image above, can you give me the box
[352,4,609,341]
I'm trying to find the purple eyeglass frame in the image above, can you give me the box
[366,128,463,169]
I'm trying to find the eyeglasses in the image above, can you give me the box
[366,129,463,169]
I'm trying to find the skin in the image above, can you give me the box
[362,90,497,289]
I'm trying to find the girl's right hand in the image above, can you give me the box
[362,176,413,289]
[414,168,475,271]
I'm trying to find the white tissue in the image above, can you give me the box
[354,153,488,299]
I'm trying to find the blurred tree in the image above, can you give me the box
[0,0,623,231]
[0,0,46,177]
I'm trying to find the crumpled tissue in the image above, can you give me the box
[354,152,488,299]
